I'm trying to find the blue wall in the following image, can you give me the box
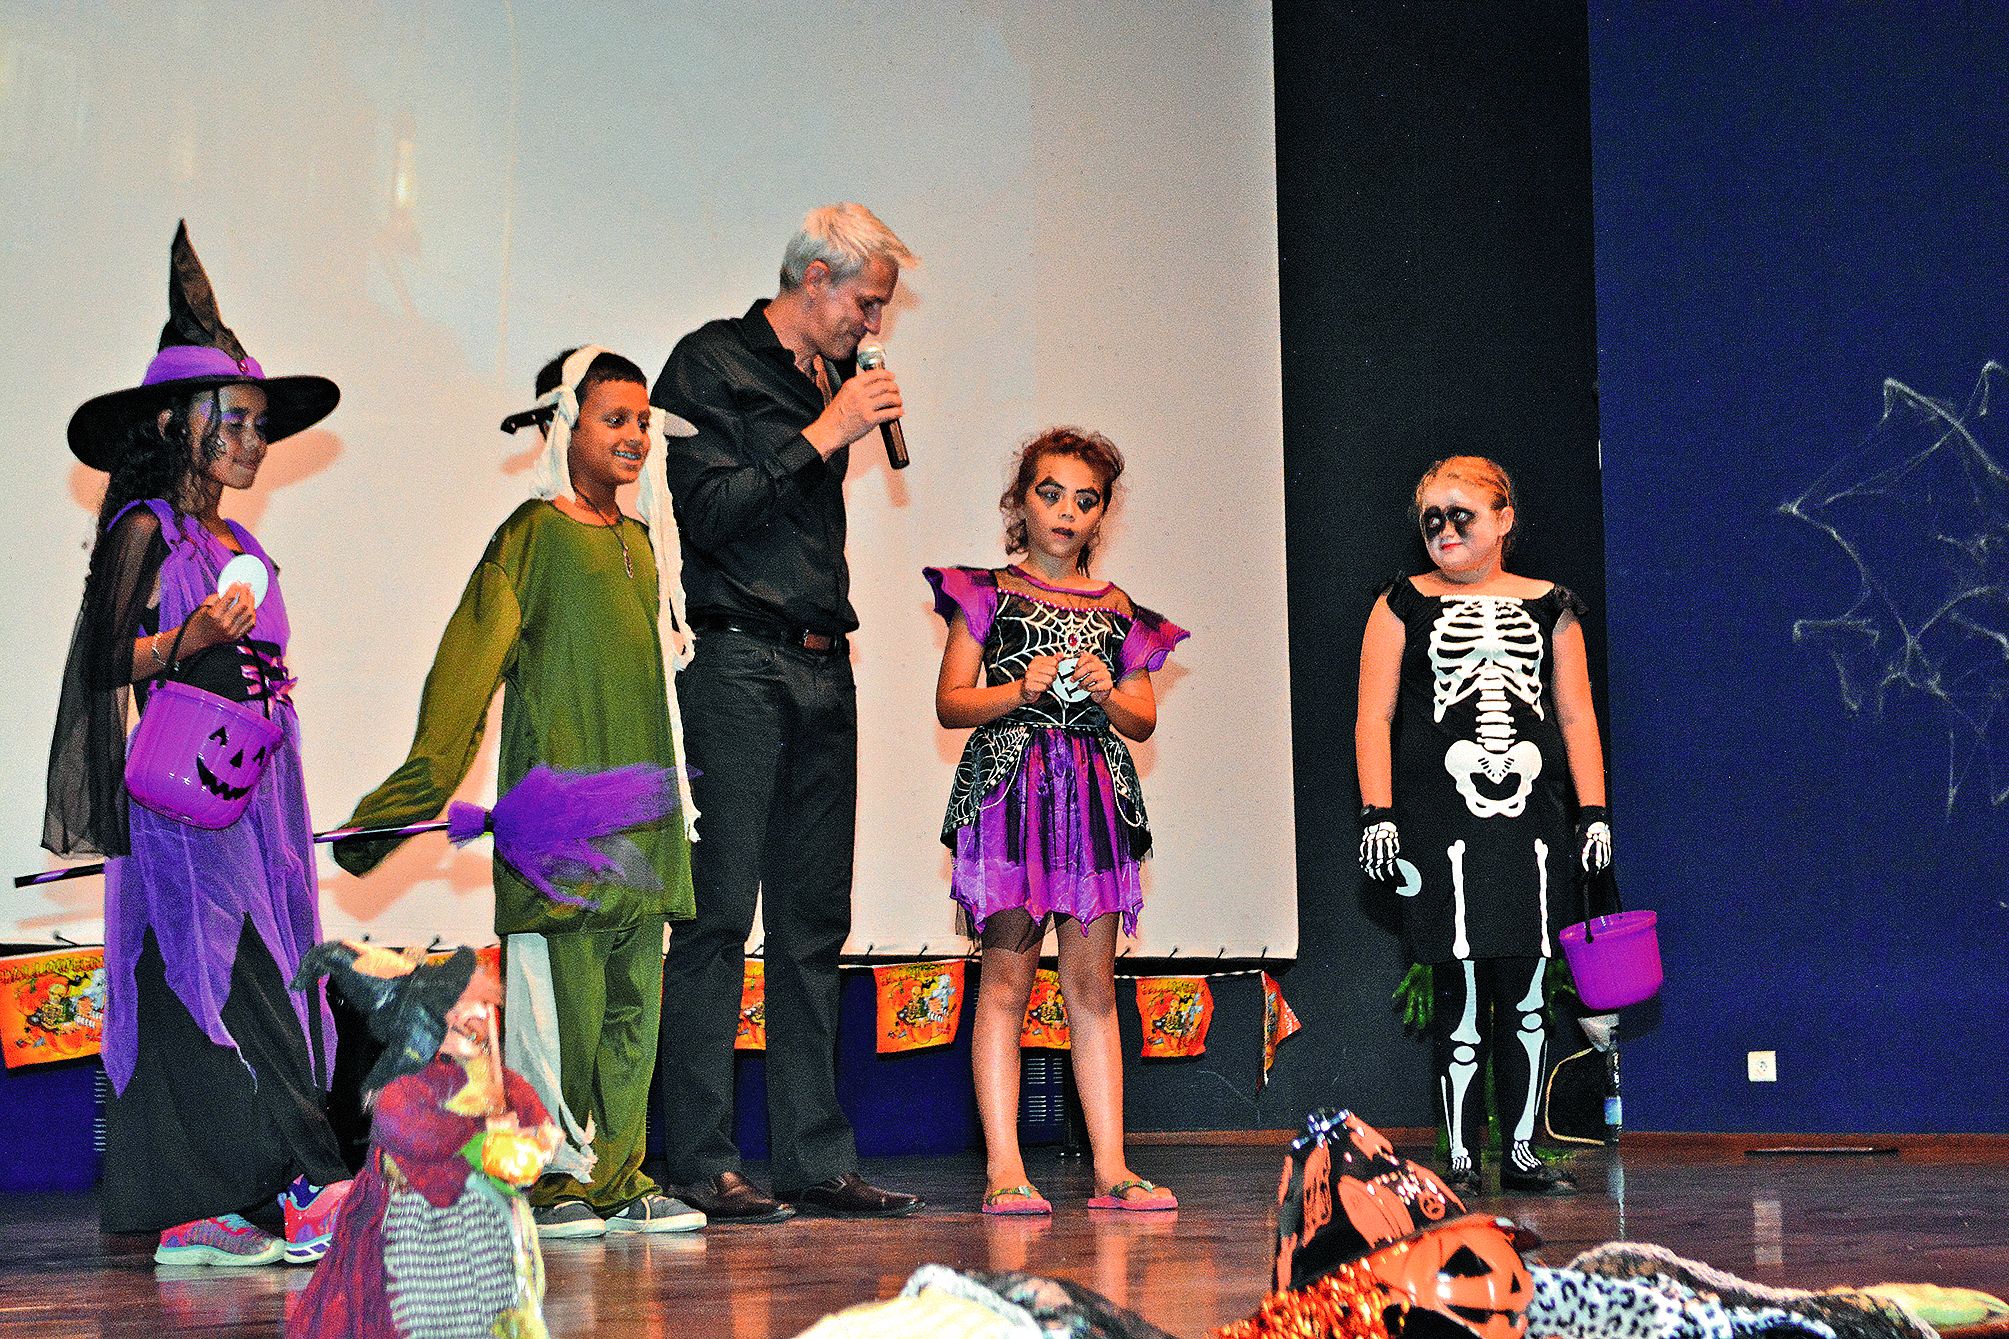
[0,1058,98,1193]
[1588,6,2009,1131]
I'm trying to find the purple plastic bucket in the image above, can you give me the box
[123,682,282,829]
[1558,910,1663,1011]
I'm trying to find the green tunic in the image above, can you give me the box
[335,500,695,933]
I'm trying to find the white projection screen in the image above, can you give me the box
[0,1,1293,958]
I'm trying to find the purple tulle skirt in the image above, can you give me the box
[951,728,1143,937]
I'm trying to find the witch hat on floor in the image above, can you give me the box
[293,941,481,1093]
[66,222,340,470]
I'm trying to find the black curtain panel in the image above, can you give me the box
[1257,0,1609,1129]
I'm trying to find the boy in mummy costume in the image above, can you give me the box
[1354,457,1612,1196]
[336,347,703,1237]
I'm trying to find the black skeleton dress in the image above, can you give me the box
[1385,576,1586,964]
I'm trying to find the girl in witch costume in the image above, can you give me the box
[1354,456,1613,1196]
[289,942,559,1339]
[333,347,703,1239]
[43,224,352,1263]
[928,427,1187,1216]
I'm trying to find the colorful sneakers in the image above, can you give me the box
[280,1177,354,1264]
[153,1213,285,1267]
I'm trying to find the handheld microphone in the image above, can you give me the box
[855,343,910,469]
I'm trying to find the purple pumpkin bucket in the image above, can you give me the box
[1559,910,1663,1011]
[124,682,282,829]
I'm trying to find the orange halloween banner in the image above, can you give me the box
[873,960,967,1053]
[1019,967,1071,1049]
[1262,971,1302,1082]
[0,947,107,1068]
[1135,976,1213,1058]
[734,960,766,1051]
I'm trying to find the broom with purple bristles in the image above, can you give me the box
[17,763,685,906]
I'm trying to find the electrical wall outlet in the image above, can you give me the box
[1747,1049,1778,1082]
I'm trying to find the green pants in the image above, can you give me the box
[529,919,664,1211]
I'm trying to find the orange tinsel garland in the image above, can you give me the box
[1212,1260,1391,1339]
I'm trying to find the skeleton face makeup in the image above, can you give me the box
[1419,505,1475,543]
[1417,482,1511,579]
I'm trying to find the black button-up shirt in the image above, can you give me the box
[652,300,856,634]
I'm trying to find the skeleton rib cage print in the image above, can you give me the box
[1385,578,1584,966]
[1430,597,1547,820]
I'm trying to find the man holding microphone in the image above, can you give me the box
[649,203,922,1221]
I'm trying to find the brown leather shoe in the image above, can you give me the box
[673,1171,796,1224]
[780,1172,925,1218]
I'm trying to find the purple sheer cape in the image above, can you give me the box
[99,502,332,1094]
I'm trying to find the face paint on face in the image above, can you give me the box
[1419,505,1477,545]
[189,383,272,490]
[1020,452,1108,570]
[1416,480,1511,577]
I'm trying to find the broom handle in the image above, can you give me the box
[312,820,453,846]
[15,819,456,888]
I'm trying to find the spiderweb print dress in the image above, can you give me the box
[925,565,1187,935]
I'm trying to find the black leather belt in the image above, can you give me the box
[693,611,848,655]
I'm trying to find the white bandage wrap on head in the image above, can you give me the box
[527,344,702,842]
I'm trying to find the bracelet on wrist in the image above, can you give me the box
[147,633,167,670]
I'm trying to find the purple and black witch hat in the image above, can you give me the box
[66,222,340,471]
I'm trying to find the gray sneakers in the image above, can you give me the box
[533,1198,608,1239]
[605,1191,706,1234]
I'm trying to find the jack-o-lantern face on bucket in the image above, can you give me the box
[1365,1216,1532,1339]
[195,723,268,801]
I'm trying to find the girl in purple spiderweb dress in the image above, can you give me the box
[926,426,1186,1216]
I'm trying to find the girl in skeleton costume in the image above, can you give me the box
[44,225,352,1263]
[1355,456,1612,1197]
[334,347,703,1240]
[928,427,1187,1215]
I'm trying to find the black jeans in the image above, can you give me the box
[652,630,859,1194]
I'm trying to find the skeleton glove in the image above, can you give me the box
[1359,805,1400,881]
[1576,804,1612,874]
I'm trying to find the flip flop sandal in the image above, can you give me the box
[982,1184,1053,1216]
[1087,1178,1178,1211]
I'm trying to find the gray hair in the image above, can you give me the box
[778,202,918,290]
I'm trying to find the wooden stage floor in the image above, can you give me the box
[1,1143,2003,1336]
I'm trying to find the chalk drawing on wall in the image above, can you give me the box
[1781,362,2009,811]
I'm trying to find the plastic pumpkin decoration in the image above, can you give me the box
[1365,1216,1533,1339]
